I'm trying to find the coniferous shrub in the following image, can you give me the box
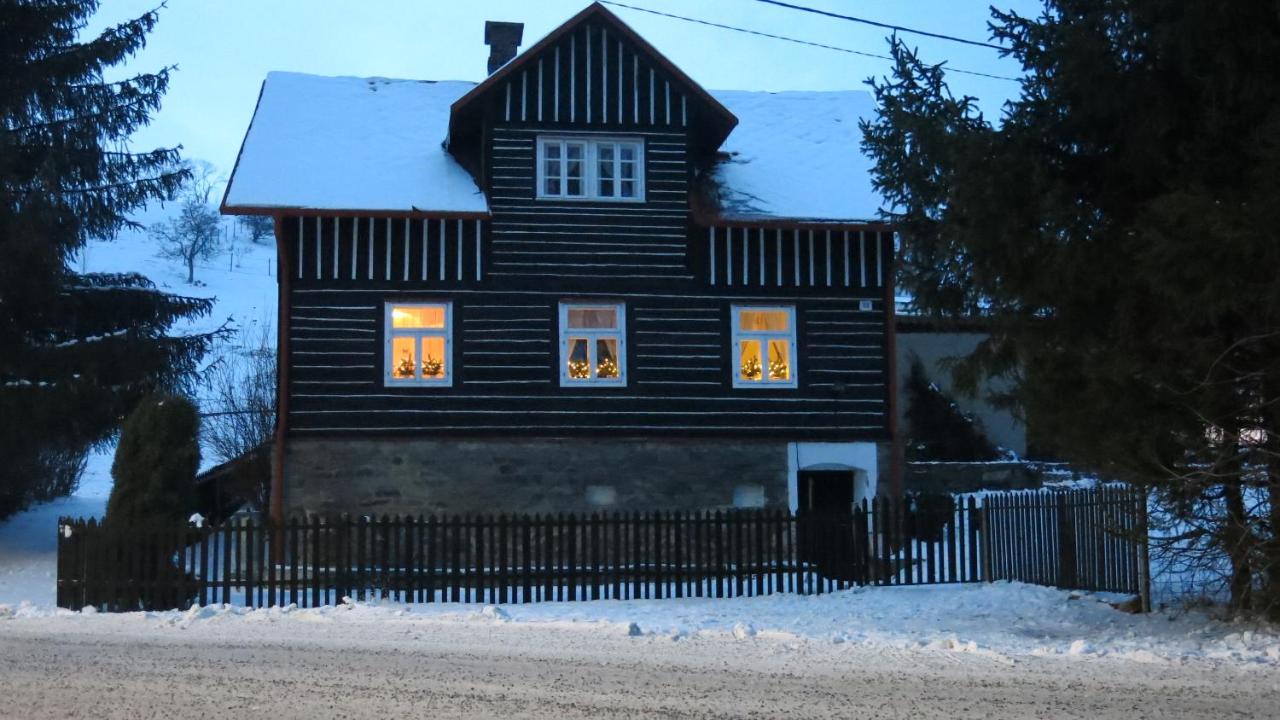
[105,394,201,610]
[904,357,1000,462]
[906,491,958,542]
[107,395,200,525]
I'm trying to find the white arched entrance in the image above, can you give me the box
[786,442,879,512]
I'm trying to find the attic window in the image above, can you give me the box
[537,136,644,202]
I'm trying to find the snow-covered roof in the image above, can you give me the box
[707,90,881,223]
[222,72,488,215]
[222,72,882,222]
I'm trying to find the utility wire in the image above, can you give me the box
[753,0,1004,51]
[600,1,1018,82]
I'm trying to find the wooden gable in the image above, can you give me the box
[447,2,738,175]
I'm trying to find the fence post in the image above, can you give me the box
[979,499,993,582]
[56,518,68,609]
[1136,488,1152,612]
[1055,493,1075,589]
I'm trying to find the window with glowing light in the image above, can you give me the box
[384,302,452,386]
[559,302,626,386]
[731,306,797,389]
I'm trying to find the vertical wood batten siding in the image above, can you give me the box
[504,21,686,132]
[703,227,890,293]
[289,215,487,285]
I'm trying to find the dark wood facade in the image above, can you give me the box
[274,9,893,441]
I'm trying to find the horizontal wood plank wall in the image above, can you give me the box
[486,19,692,281]
[285,287,887,439]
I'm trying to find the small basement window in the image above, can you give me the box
[733,484,766,508]
[732,306,797,389]
[384,302,452,386]
[537,136,644,201]
[559,302,626,386]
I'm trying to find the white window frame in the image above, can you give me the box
[536,135,645,202]
[559,302,627,387]
[383,301,453,387]
[731,305,798,389]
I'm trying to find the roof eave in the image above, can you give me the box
[220,205,491,219]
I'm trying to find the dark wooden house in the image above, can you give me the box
[221,3,897,522]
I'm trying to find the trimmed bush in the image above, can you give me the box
[107,394,200,525]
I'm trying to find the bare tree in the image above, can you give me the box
[151,161,222,283]
[204,319,276,511]
[238,215,273,244]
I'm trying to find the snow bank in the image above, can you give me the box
[0,450,111,608]
[3,582,1277,666]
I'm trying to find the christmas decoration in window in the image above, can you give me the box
[732,306,797,388]
[385,302,452,386]
[560,303,626,385]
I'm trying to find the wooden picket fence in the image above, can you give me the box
[56,488,1148,612]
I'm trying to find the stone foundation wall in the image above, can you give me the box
[282,437,791,517]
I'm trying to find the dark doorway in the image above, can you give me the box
[797,469,859,583]
[797,469,855,514]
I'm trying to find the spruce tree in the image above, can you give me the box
[0,2,224,519]
[862,1,1280,613]
[903,358,999,463]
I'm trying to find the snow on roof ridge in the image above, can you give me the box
[262,69,478,87]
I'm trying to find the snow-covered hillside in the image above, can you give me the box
[1,207,278,606]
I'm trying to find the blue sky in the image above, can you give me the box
[87,0,1042,176]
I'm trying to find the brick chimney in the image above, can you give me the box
[484,21,524,75]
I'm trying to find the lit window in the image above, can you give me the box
[559,302,626,386]
[537,136,644,201]
[732,306,797,388]
[384,302,452,386]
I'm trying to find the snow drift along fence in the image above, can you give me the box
[56,489,1148,612]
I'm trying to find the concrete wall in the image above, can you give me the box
[283,437,798,517]
[895,331,1026,457]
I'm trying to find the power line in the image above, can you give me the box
[599,1,1018,82]
[753,0,1004,51]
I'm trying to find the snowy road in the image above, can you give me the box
[2,617,1277,719]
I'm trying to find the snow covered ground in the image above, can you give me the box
[3,581,1278,667]
[4,586,1280,719]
